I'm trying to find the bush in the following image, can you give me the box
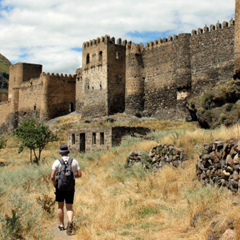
[0,138,6,149]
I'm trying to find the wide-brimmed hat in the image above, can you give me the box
[59,145,70,155]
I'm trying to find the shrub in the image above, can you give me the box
[0,138,6,149]
[36,194,55,214]
[0,208,24,240]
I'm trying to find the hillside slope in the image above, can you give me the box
[0,53,11,90]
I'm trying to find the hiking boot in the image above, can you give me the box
[58,225,65,231]
[66,221,75,235]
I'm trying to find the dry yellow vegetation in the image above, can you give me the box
[1,117,240,240]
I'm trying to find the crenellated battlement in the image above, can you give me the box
[83,34,128,49]
[41,72,76,79]
[144,36,175,50]
[191,20,235,36]
[126,19,235,54]
[126,42,144,54]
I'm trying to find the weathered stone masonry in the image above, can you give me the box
[0,63,76,131]
[235,0,240,70]
[0,1,239,130]
[78,14,237,120]
[68,126,151,153]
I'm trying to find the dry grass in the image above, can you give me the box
[1,118,240,239]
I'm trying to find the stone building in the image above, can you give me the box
[77,1,238,120]
[68,126,151,153]
[0,0,239,130]
[0,63,76,131]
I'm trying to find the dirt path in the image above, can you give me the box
[50,188,80,239]
[50,214,76,240]
[49,174,96,239]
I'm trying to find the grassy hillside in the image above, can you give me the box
[0,53,11,90]
[0,115,240,239]
[0,53,11,74]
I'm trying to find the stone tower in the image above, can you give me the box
[125,42,145,115]
[236,0,240,70]
[8,63,42,113]
[77,35,126,117]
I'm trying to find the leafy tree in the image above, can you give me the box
[14,119,58,164]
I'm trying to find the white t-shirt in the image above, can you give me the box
[52,156,80,177]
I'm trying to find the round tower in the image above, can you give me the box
[125,43,145,115]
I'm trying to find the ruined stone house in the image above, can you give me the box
[0,0,239,130]
[68,126,151,153]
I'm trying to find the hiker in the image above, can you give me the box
[50,145,82,235]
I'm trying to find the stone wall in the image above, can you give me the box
[235,0,240,70]
[18,77,43,118]
[0,101,12,126]
[112,126,151,146]
[68,126,151,153]
[68,127,112,152]
[41,73,76,120]
[142,39,175,118]
[0,63,76,130]
[191,21,235,96]
[123,20,235,120]
[0,2,239,129]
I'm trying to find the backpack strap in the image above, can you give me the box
[58,158,65,165]
[67,158,73,170]
[58,158,73,170]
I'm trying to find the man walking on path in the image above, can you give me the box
[50,145,82,235]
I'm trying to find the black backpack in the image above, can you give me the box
[57,158,75,191]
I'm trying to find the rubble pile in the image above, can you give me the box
[196,139,240,193]
[126,144,187,170]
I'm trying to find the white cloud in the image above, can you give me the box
[0,0,235,73]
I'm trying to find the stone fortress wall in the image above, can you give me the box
[0,0,239,130]
[78,17,236,120]
[236,0,240,70]
[0,63,76,131]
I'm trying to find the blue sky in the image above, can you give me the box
[0,0,235,74]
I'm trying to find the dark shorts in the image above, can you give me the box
[55,188,75,204]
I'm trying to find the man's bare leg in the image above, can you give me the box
[66,203,74,222]
[66,203,75,235]
[57,202,65,228]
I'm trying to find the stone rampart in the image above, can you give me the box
[124,19,236,119]
[0,2,239,128]
[0,101,11,126]
[235,0,240,70]
[191,20,235,96]
[40,72,76,120]
[18,77,43,112]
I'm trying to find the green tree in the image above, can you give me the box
[14,119,58,164]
